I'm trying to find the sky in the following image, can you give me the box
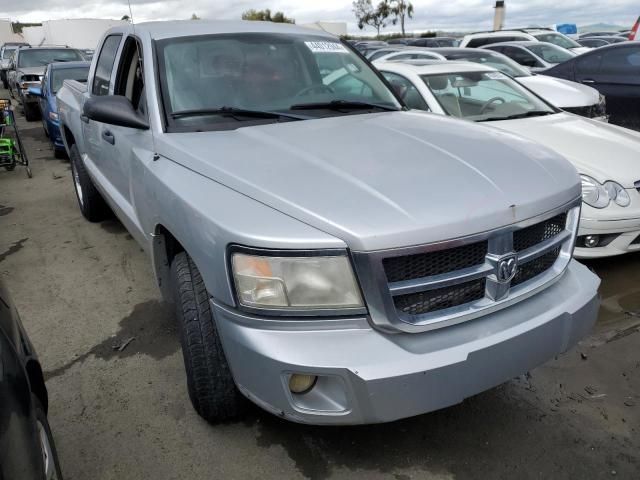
[2,0,639,33]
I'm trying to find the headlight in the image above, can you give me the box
[603,181,630,207]
[580,175,609,208]
[231,252,364,311]
[49,111,59,121]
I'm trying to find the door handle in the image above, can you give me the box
[81,114,89,123]
[101,129,115,145]
[581,79,595,84]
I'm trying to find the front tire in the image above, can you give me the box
[33,395,63,480]
[171,252,245,423]
[24,103,39,121]
[68,144,111,222]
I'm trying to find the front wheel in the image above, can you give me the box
[171,252,245,423]
[24,103,40,121]
[68,144,111,222]
[33,395,63,480]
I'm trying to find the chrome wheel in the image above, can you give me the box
[37,420,58,480]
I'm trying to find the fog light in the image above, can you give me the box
[584,235,600,248]
[289,374,317,394]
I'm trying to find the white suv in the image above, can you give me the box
[460,29,590,54]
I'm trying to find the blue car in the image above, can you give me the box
[28,61,90,158]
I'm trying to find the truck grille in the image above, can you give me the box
[352,203,580,333]
[383,241,488,282]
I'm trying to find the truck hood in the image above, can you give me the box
[17,66,45,77]
[160,112,580,251]
[518,75,599,108]
[493,112,640,188]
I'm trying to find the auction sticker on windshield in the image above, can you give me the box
[305,41,349,54]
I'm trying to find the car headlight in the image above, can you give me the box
[603,181,630,207]
[49,111,59,121]
[580,175,610,208]
[231,251,364,311]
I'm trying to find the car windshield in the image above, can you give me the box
[534,33,581,49]
[18,49,84,68]
[435,38,457,47]
[51,66,89,93]
[526,43,575,64]
[442,51,530,77]
[158,33,401,130]
[422,70,555,122]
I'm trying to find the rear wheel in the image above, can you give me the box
[171,252,245,423]
[68,144,111,222]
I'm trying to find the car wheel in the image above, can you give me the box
[24,104,39,121]
[33,395,63,480]
[171,251,246,423]
[68,144,111,222]
[53,148,67,160]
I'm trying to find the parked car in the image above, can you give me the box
[421,47,606,120]
[579,31,622,38]
[58,20,600,425]
[542,42,640,126]
[374,49,447,62]
[0,278,64,479]
[407,36,459,47]
[28,61,90,158]
[482,41,576,72]
[8,46,85,120]
[579,38,611,49]
[365,46,407,61]
[460,29,589,54]
[581,36,628,45]
[0,42,29,89]
[374,60,640,258]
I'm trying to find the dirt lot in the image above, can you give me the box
[0,92,638,480]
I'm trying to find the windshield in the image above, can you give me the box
[422,71,555,122]
[51,66,89,93]
[158,33,401,131]
[533,33,581,49]
[435,38,458,47]
[18,49,84,68]
[442,51,530,77]
[526,43,575,64]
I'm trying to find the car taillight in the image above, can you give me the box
[630,17,640,41]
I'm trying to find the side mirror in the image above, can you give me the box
[83,95,149,130]
[28,86,42,97]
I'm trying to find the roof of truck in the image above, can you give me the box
[110,20,336,40]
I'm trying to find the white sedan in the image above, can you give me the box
[373,61,640,258]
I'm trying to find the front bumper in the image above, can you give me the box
[575,196,640,258]
[213,260,600,425]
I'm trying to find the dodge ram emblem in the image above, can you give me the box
[497,255,518,283]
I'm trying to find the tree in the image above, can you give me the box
[352,0,390,38]
[241,9,295,24]
[121,15,130,22]
[387,0,414,36]
[190,13,200,20]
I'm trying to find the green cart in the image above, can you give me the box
[0,98,31,178]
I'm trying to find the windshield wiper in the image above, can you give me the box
[477,110,554,122]
[290,100,399,112]
[170,107,305,121]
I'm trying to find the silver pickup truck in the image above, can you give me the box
[57,20,600,425]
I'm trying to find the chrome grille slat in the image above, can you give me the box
[351,199,582,334]
[388,263,493,295]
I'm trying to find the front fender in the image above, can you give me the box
[137,157,345,306]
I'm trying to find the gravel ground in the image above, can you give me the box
[0,91,638,479]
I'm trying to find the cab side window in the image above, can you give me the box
[92,34,122,96]
[114,36,146,113]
